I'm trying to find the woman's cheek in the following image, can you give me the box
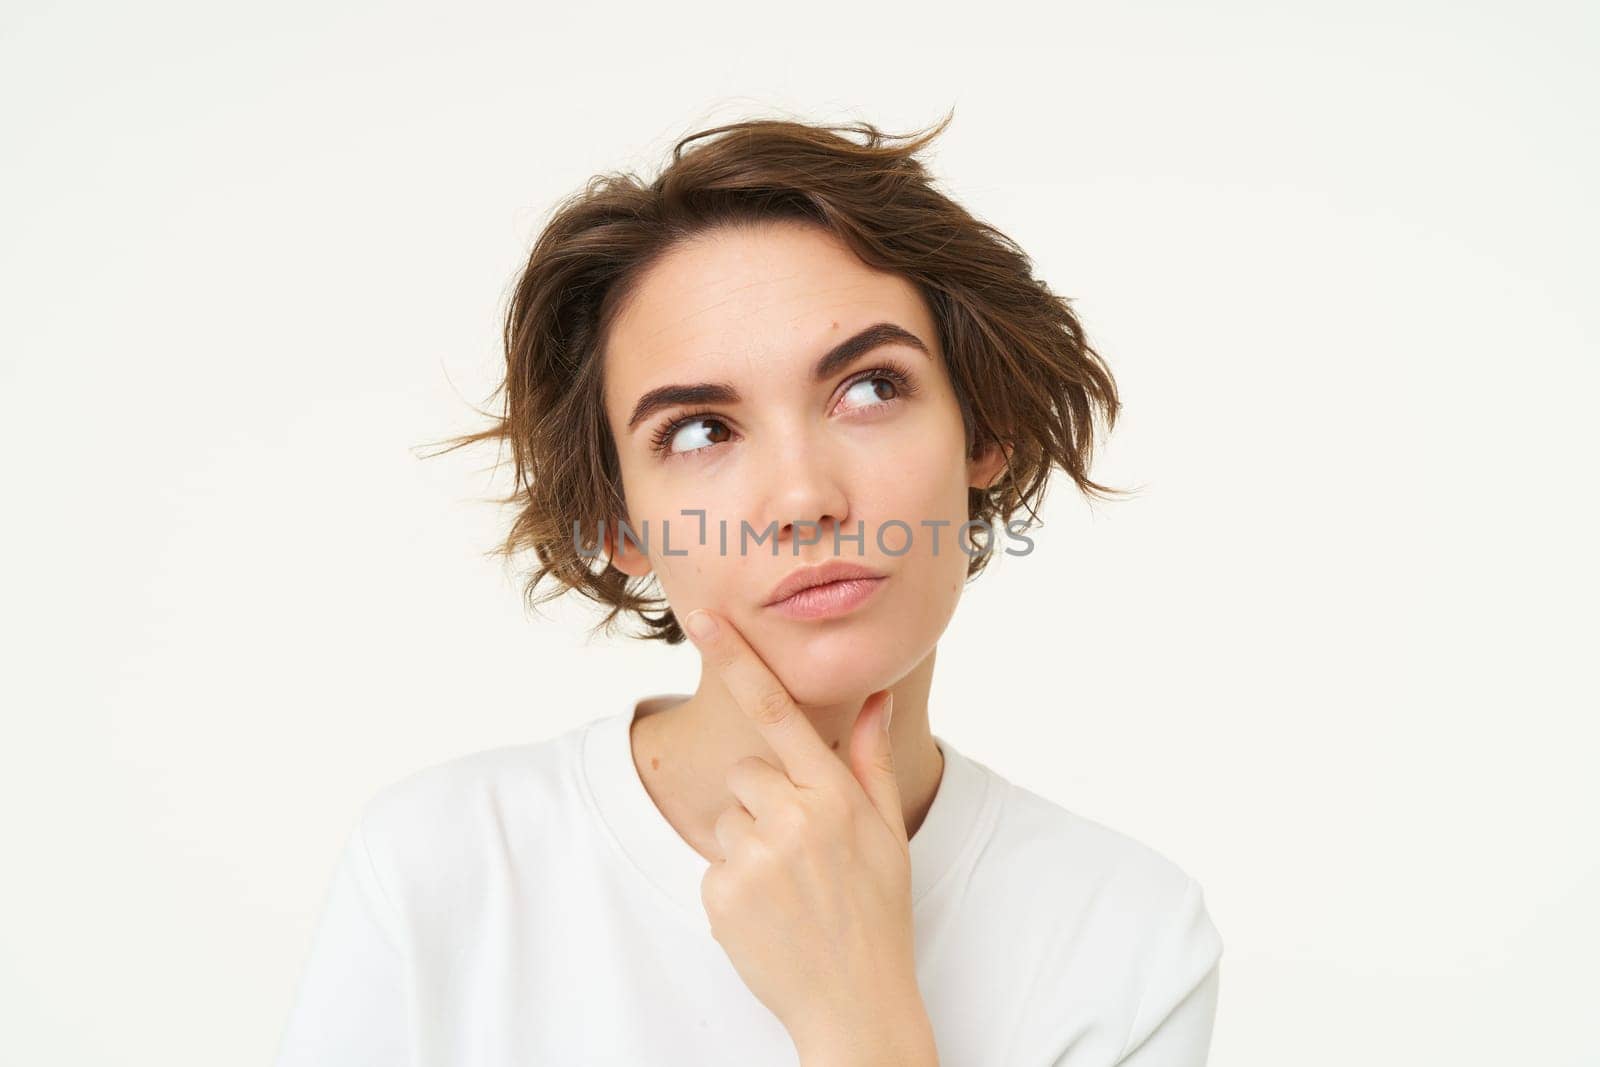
[657,546,722,610]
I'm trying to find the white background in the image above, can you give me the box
[3,2,1594,1064]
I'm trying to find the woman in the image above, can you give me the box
[273,113,1223,1066]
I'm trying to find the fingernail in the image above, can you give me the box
[684,610,719,643]
[882,692,894,732]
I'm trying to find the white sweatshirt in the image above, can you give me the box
[273,696,1223,1065]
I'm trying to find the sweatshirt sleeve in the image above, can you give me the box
[273,814,413,1067]
[1111,877,1224,1067]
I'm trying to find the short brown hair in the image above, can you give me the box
[422,110,1128,645]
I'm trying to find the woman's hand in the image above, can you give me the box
[681,607,938,1066]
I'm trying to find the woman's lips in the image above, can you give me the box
[765,576,886,620]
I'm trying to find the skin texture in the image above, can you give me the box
[600,219,1008,1061]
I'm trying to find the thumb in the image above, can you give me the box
[849,690,906,843]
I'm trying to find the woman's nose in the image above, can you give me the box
[761,443,851,550]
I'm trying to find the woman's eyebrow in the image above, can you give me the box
[624,321,931,434]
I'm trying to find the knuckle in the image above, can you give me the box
[700,871,732,917]
[744,836,778,870]
[776,801,811,842]
[753,686,791,724]
[700,874,720,912]
[713,805,743,836]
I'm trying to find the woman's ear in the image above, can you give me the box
[967,439,1012,491]
[604,517,655,579]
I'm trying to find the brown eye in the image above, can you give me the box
[654,413,732,458]
[838,371,905,413]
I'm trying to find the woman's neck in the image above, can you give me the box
[628,647,946,865]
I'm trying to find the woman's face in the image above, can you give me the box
[601,220,1006,706]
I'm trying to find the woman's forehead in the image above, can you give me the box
[604,226,932,389]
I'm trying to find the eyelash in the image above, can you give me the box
[648,361,921,460]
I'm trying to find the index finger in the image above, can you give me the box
[682,608,849,790]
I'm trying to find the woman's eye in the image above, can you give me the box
[838,374,901,413]
[660,415,732,457]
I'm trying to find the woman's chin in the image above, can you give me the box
[760,627,928,708]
